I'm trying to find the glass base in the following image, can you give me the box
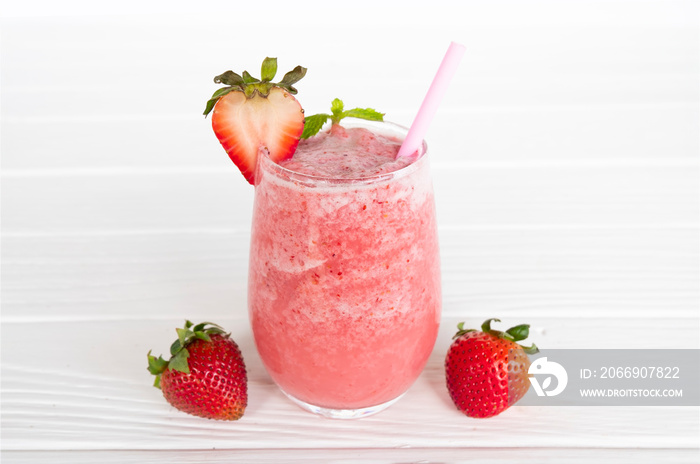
[281,390,405,419]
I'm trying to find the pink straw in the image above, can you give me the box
[396,42,466,159]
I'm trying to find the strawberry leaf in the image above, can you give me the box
[169,348,190,374]
[278,84,299,94]
[214,70,245,86]
[452,321,477,339]
[242,71,260,84]
[147,350,168,389]
[203,87,237,117]
[280,65,307,87]
[176,328,194,346]
[260,57,277,82]
[192,322,207,332]
[301,114,330,139]
[505,324,530,342]
[520,342,540,355]
[471,318,540,354]
[481,318,501,333]
[170,339,182,356]
[147,350,168,375]
[194,331,212,342]
[192,321,224,332]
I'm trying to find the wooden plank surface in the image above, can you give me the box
[2,105,699,170]
[3,448,700,464]
[2,1,699,462]
[1,318,698,454]
[2,165,697,232]
[1,227,698,321]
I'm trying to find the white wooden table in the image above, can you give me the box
[2,1,699,462]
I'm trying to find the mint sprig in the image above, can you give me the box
[301,98,384,139]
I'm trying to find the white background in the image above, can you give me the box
[2,1,699,462]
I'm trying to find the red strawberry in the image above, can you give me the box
[445,318,538,418]
[147,321,247,421]
[204,57,306,184]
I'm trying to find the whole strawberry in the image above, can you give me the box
[204,57,307,184]
[445,318,538,418]
[147,321,247,421]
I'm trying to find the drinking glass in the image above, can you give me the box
[248,120,441,418]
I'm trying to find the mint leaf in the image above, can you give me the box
[343,108,384,122]
[331,98,344,116]
[260,57,277,82]
[301,113,330,139]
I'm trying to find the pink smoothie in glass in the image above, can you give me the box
[248,121,441,412]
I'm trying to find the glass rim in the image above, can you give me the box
[257,120,429,188]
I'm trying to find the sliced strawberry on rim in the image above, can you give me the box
[204,58,306,184]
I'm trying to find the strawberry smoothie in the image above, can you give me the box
[248,121,441,417]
